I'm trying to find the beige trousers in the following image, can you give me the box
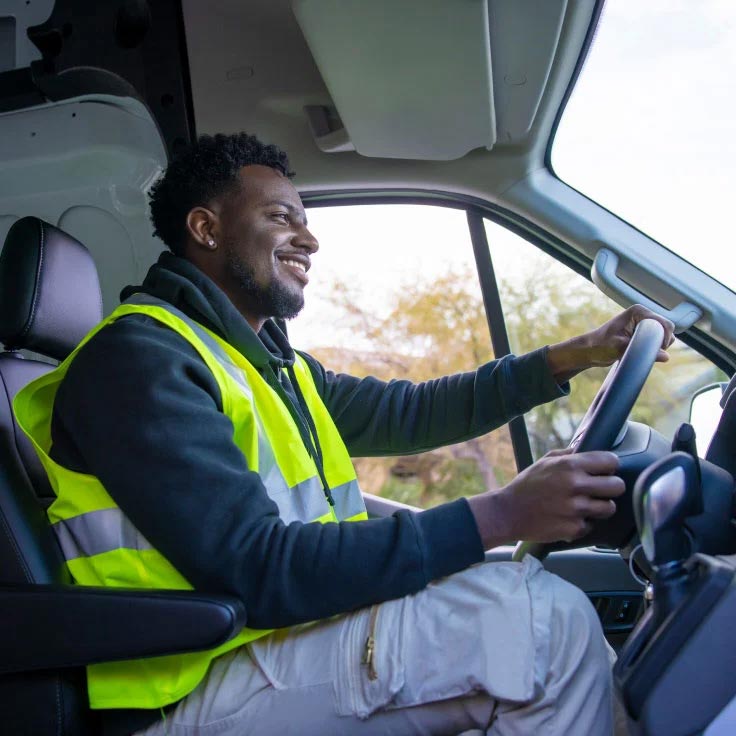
[137,557,614,735]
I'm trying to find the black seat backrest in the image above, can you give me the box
[0,216,103,734]
[0,216,103,585]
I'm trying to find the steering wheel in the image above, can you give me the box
[513,318,666,562]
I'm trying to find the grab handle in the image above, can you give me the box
[592,249,702,333]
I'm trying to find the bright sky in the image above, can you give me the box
[553,0,736,291]
[289,0,736,349]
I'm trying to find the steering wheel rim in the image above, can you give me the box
[513,319,666,562]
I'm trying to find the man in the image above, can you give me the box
[17,133,674,735]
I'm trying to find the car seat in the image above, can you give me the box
[0,217,245,735]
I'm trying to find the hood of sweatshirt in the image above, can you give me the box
[120,251,295,371]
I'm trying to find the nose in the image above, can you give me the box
[294,224,319,254]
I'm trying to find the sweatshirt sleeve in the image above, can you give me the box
[300,348,569,456]
[50,317,484,629]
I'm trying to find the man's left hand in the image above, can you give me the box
[547,305,675,384]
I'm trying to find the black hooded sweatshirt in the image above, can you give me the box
[50,252,567,629]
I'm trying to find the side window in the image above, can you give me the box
[483,220,727,459]
[288,203,516,508]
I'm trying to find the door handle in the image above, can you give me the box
[592,248,702,333]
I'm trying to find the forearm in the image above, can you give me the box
[185,498,483,628]
[546,334,618,384]
[304,348,568,456]
[80,446,483,627]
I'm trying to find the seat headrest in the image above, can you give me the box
[0,217,103,361]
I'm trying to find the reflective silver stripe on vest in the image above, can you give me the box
[268,475,331,524]
[52,508,153,561]
[331,479,366,520]
[122,294,335,524]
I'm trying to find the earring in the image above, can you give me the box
[207,238,215,247]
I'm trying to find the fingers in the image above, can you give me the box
[576,497,618,519]
[560,476,621,542]
[563,449,620,475]
[562,483,621,542]
[562,451,626,497]
[504,449,628,544]
[541,450,624,492]
[582,473,626,498]
[584,305,676,372]
[627,304,675,350]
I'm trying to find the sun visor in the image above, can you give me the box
[292,0,496,161]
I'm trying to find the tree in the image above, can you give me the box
[309,268,511,506]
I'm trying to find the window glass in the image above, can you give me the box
[288,204,516,507]
[484,220,726,458]
[552,0,736,292]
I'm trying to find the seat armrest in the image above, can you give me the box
[0,584,246,674]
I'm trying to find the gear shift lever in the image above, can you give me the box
[633,452,702,626]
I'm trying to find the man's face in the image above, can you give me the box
[215,165,318,325]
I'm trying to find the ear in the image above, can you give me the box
[186,206,219,251]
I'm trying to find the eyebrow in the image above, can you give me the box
[264,200,308,226]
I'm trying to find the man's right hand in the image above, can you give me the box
[467,449,626,550]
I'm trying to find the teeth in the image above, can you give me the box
[282,258,306,273]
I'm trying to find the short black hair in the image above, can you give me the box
[148,132,294,255]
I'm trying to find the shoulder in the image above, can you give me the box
[59,312,222,408]
[75,312,212,367]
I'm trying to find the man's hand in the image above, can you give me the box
[546,305,675,384]
[467,449,626,549]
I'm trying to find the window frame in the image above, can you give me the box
[301,190,734,475]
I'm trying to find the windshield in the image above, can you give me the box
[552,0,736,293]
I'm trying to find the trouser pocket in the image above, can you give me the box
[335,601,407,719]
[338,558,550,721]
[393,560,545,708]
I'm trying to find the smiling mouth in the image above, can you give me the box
[281,258,306,273]
[277,255,310,284]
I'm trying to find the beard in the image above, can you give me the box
[223,245,304,321]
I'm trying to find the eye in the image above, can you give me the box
[271,212,289,223]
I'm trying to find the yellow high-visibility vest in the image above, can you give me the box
[14,294,367,710]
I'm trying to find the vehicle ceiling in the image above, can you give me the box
[182,0,595,201]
